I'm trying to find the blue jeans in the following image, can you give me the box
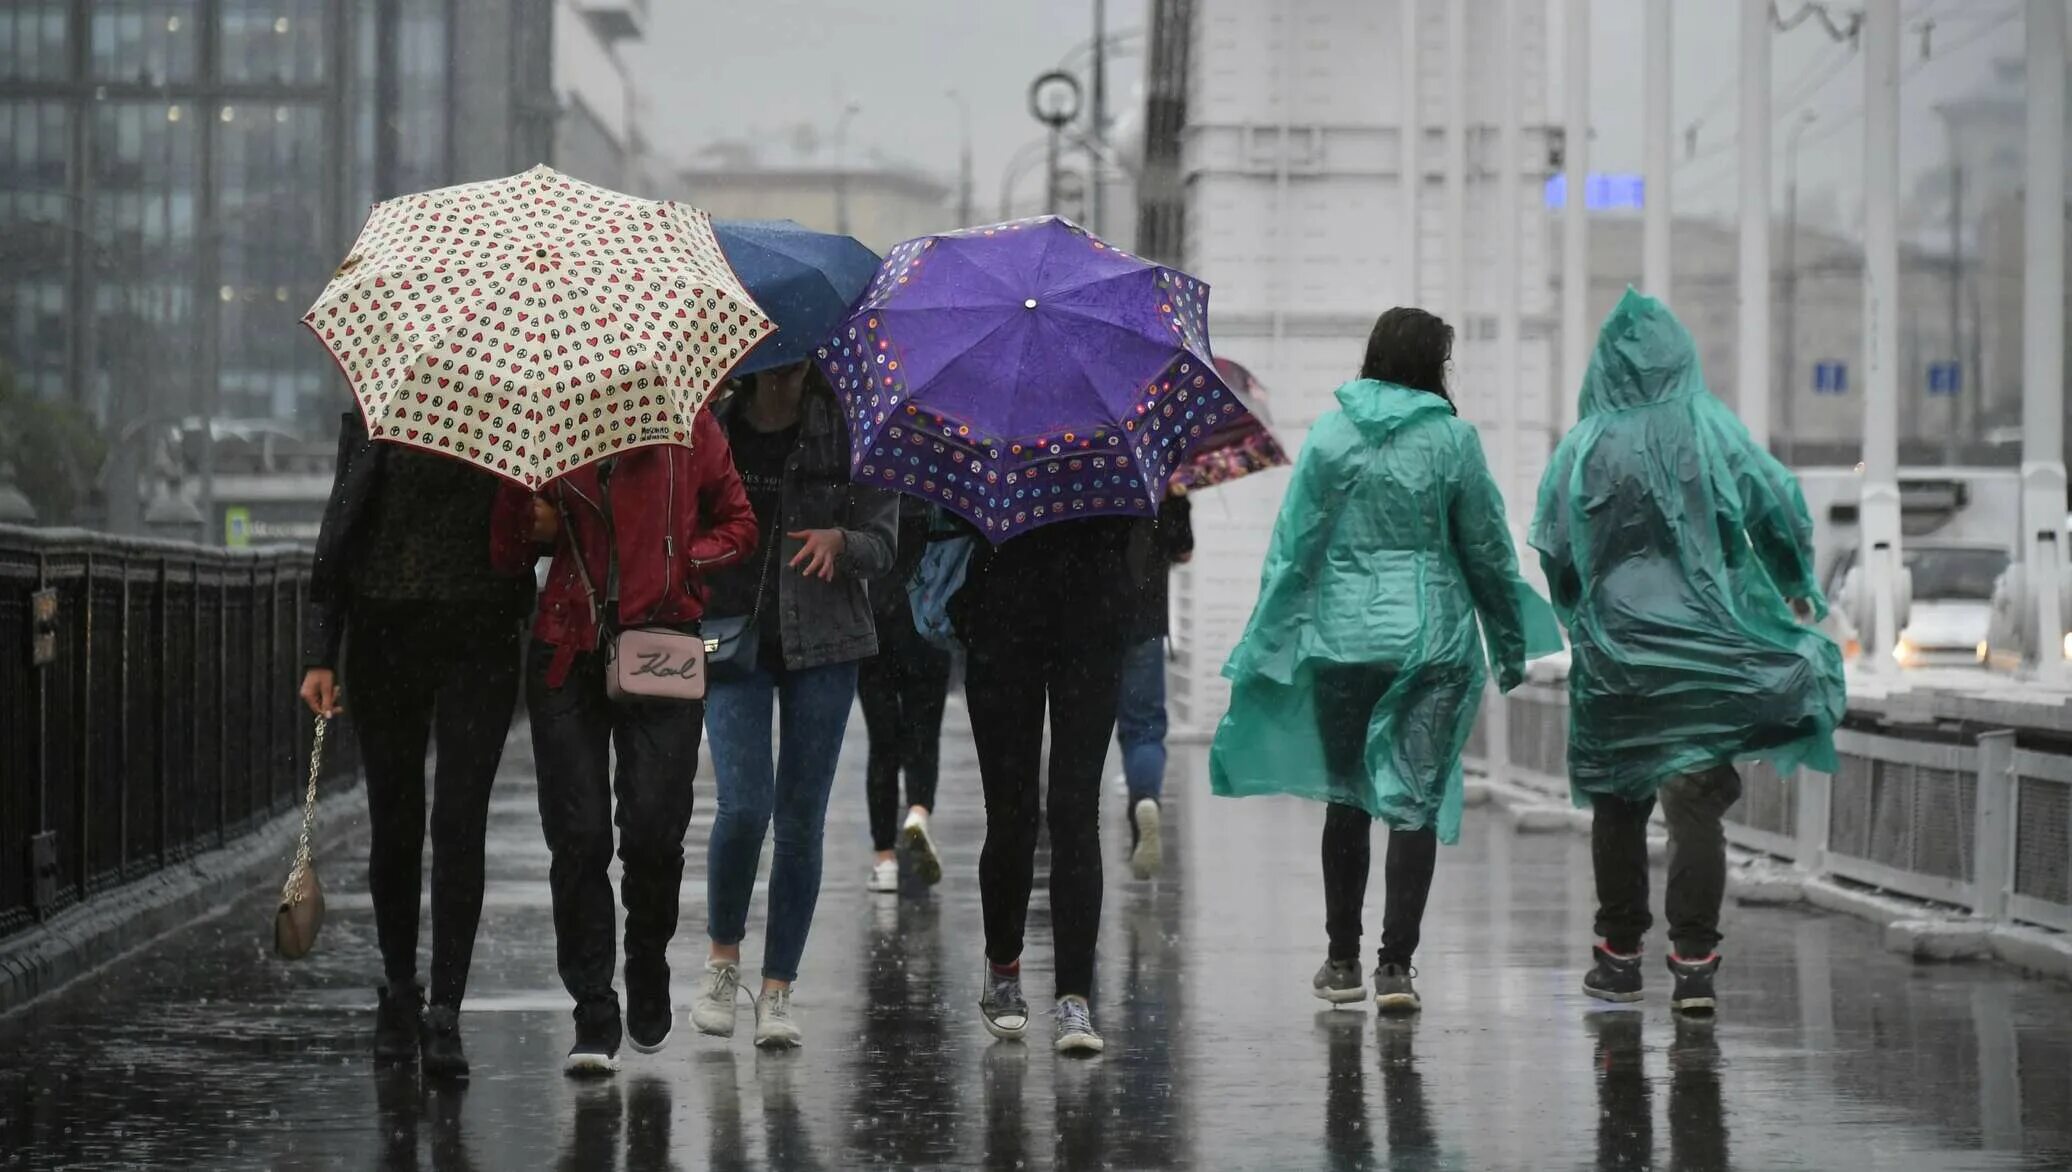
[704,660,861,983]
[1116,636,1169,804]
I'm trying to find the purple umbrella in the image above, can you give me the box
[817,216,1248,542]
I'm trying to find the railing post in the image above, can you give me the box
[1795,767,1832,876]
[1973,729,2016,924]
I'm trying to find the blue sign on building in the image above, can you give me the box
[1543,173,1647,211]
[1927,361,1961,398]
[1813,360,1849,395]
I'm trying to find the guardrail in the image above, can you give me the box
[1472,681,2072,936]
[0,525,357,940]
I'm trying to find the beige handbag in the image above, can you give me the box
[273,715,328,960]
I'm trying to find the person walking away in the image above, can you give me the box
[857,495,954,894]
[1211,308,1559,1014]
[298,415,539,1079]
[956,513,1137,1054]
[692,360,898,1049]
[527,409,758,1075]
[1116,484,1194,879]
[1530,289,1845,1014]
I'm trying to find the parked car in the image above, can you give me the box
[1828,541,2012,669]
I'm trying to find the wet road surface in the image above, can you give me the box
[5,702,2072,1169]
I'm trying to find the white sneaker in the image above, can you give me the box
[1130,798,1163,880]
[901,809,943,886]
[754,987,803,1049]
[690,961,741,1038]
[866,857,900,894]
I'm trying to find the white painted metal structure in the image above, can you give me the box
[1559,0,1589,432]
[1642,0,1673,299]
[2021,0,2068,683]
[1736,0,1772,448]
[1858,0,1905,672]
[1171,0,1552,731]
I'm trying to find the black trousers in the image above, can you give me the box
[1315,665,1439,968]
[345,601,522,1010]
[1590,763,1744,957]
[527,639,704,1011]
[959,537,1129,1000]
[857,601,952,851]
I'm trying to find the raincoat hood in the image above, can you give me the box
[1578,288,1703,416]
[1335,379,1453,438]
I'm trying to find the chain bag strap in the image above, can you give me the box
[274,715,328,960]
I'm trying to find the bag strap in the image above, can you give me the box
[282,715,325,904]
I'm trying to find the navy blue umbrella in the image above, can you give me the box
[712,219,881,377]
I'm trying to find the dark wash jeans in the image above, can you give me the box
[527,638,705,1014]
[346,601,522,1010]
[1590,763,1745,957]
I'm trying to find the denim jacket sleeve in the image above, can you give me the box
[836,481,899,581]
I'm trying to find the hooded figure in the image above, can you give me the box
[1530,289,1845,804]
[1210,376,1561,841]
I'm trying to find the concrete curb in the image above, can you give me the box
[1466,768,2072,984]
[0,780,368,1019]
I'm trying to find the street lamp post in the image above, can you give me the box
[949,89,975,227]
[833,101,861,236]
[1029,71,1084,216]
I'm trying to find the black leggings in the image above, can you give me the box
[857,602,952,851]
[345,602,522,1010]
[1315,665,1438,968]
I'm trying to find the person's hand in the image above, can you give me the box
[1174,550,1194,565]
[529,497,558,544]
[1788,597,1814,622]
[299,669,342,717]
[787,528,847,581]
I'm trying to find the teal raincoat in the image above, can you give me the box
[1210,380,1562,842]
[1529,290,1846,802]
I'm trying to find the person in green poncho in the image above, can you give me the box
[1530,289,1844,1014]
[1211,308,1561,1013]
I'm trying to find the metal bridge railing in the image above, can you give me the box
[0,525,357,939]
[1471,682,2072,935]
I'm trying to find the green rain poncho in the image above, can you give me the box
[1210,380,1562,842]
[1529,290,1846,802]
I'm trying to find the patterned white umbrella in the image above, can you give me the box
[303,165,772,487]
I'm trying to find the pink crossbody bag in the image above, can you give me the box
[558,461,708,704]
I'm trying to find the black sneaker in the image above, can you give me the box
[1311,958,1365,1004]
[626,963,673,1055]
[374,985,423,1065]
[1373,963,1421,1014]
[564,1000,623,1078]
[420,1005,469,1081]
[1667,953,1721,1014]
[1583,944,1645,1003]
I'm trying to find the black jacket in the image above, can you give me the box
[303,412,531,671]
[1129,494,1195,643]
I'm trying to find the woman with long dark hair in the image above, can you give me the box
[691,359,898,1049]
[1211,307,1554,1013]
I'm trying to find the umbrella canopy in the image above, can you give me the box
[819,216,1248,542]
[712,220,880,378]
[303,165,772,488]
[1170,356,1291,492]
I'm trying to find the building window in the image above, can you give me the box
[0,100,75,400]
[216,101,330,423]
[91,1,202,85]
[0,3,69,84]
[218,0,328,86]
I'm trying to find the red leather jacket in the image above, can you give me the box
[533,409,759,687]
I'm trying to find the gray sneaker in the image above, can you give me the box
[979,965,1029,1041]
[690,961,741,1038]
[1312,958,1365,1004]
[753,987,802,1050]
[1374,963,1421,1014]
[1052,996,1105,1056]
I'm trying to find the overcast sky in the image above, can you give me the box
[628,1,2027,233]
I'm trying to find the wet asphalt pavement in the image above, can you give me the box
[5,700,2072,1170]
